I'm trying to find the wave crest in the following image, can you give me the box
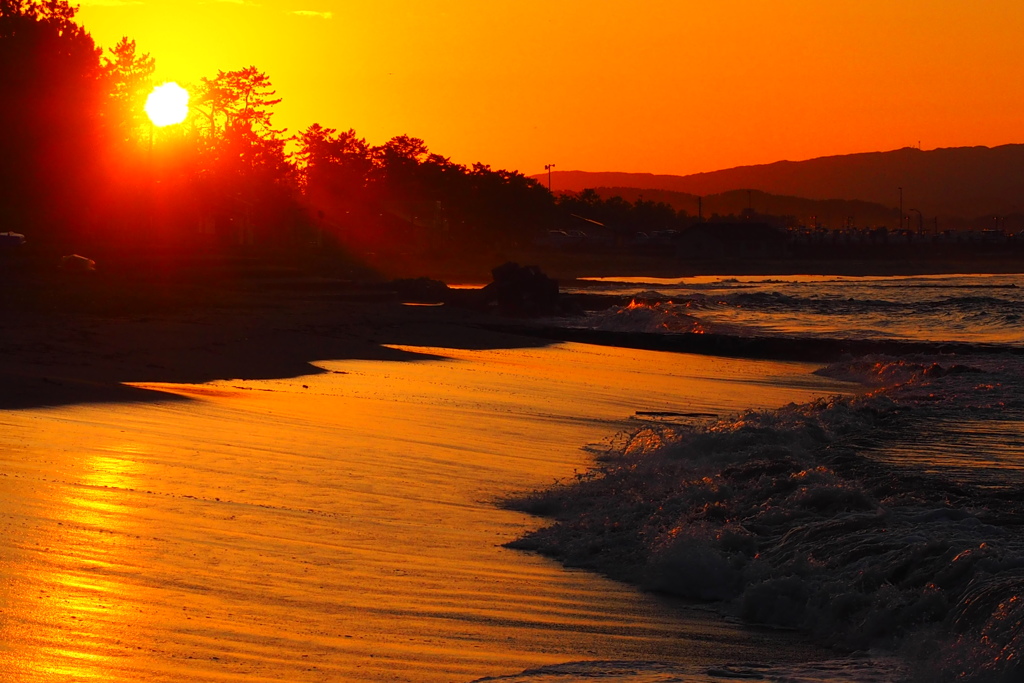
[506,357,1024,682]
[588,299,710,334]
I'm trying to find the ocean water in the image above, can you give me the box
[3,274,1023,682]
[498,274,1024,682]
[568,273,1024,346]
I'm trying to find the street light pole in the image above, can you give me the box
[910,208,923,235]
[544,163,555,192]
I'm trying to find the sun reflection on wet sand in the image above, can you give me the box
[0,443,143,681]
[0,343,855,681]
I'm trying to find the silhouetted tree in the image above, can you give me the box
[191,65,292,189]
[370,134,429,198]
[196,66,282,140]
[295,124,374,243]
[0,0,104,241]
[101,36,154,146]
[459,163,553,247]
[298,123,371,193]
[185,67,297,248]
[556,190,688,237]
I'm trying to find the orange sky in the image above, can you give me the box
[77,1,1024,177]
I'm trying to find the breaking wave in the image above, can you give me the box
[566,275,1024,345]
[585,299,710,334]
[506,354,1024,682]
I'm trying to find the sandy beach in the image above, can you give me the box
[0,281,859,681]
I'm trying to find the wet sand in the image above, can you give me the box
[0,294,856,681]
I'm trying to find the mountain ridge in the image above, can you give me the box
[536,145,1024,221]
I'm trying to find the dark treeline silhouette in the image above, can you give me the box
[556,189,689,235]
[297,127,556,263]
[6,1,1019,282]
[0,0,105,243]
[0,0,578,278]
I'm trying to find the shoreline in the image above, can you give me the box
[0,271,556,410]
[4,264,1018,410]
[465,251,1024,283]
[0,296,860,681]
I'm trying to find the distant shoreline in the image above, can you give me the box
[2,248,1021,411]
[503,251,1024,283]
[5,240,1023,287]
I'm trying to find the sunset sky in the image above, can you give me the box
[77,1,1024,177]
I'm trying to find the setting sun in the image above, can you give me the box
[7,0,1024,680]
[144,82,188,127]
[79,1,1024,175]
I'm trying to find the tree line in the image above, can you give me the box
[1,0,698,271]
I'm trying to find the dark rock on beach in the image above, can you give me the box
[480,262,560,316]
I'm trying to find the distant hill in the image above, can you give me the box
[539,145,1024,221]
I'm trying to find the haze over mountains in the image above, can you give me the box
[540,145,1024,225]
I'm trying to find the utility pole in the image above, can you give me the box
[910,208,923,235]
[544,163,555,192]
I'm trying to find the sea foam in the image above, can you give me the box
[507,354,1024,682]
[566,274,1024,345]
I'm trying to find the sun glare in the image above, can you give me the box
[144,82,189,127]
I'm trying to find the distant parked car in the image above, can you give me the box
[539,230,589,248]
[0,231,25,246]
[60,254,96,273]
